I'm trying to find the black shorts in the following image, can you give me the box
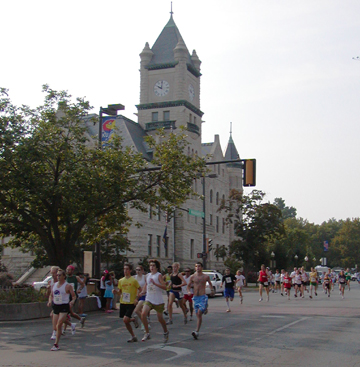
[53,303,70,315]
[260,282,268,287]
[276,281,280,285]
[119,303,136,319]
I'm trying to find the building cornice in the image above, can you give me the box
[136,100,204,117]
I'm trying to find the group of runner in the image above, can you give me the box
[47,259,214,350]
[257,265,353,302]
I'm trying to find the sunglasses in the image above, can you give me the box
[135,269,141,271]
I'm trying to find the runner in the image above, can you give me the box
[235,270,246,304]
[258,264,270,302]
[167,262,188,325]
[300,268,308,297]
[133,265,147,330]
[309,267,318,299]
[113,263,141,343]
[163,265,173,315]
[323,273,331,297]
[330,269,337,290]
[294,269,302,298]
[221,268,236,312]
[283,271,292,300]
[274,269,280,294]
[345,268,351,291]
[141,259,169,343]
[66,265,86,327]
[338,270,346,299]
[48,269,76,351]
[280,269,285,296]
[76,272,88,317]
[187,262,214,340]
[182,268,194,321]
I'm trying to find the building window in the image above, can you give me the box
[222,218,225,234]
[216,192,219,205]
[210,190,213,204]
[163,111,170,121]
[216,216,219,233]
[148,234,152,256]
[190,239,194,259]
[209,214,213,225]
[222,194,225,204]
[189,113,192,123]
[152,112,158,122]
[216,244,219,260]
[156,235,161,257]
[157,206,161,221]
[194,116,197,125]
[148,205,152,219]
[218,164,220,175]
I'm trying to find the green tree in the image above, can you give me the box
[219,189,284,274]
[0,86,205,269]
[273,197,297,220]
[331,218,360,268]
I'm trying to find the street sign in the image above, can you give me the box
[189,209,204,218]
[197,253,203,258]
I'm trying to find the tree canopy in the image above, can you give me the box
[0,86,205,269]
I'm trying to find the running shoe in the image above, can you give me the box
[164,310,168,316]
[164,331,169,343]
[184,317,188,324]
[71,323,76,336]
[190,315,193,321]
[315,292,318,296]
[142,333,151,341]
[105,310,113,313]
[192,331,199,340]
[50,331,56,340]
[166,319,173,325]
[185,308,189,314]
[226,309,231,312]
[328,294,330,297]
[80,314,87,317]
[309,296,312,299]
[259,298,263,302]
[127,336,138,343]
[133,314,139,328]
[51,344,60,351]
[281,293,283,296]
[80,317,86,328]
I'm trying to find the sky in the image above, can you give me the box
[1,0,360,225]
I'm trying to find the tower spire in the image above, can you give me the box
[170,1,173,17]
[230,122,232,137]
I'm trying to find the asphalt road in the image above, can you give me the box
[2,284,360,367]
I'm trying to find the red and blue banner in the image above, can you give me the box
[323,241,329,252]
[102,116,116,147]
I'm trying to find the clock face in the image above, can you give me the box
[188,84,195,101]
[154,80,170,97]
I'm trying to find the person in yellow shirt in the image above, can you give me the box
[309,267,318,299]
[113,263,141,342]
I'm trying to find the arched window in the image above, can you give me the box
[210,190,213,203]
[216,192,219,205]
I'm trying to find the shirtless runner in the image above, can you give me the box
[187,262,214,340]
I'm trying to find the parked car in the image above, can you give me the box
[202,270,224,297]
[32,275,52,291]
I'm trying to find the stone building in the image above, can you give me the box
[91,14,243,270]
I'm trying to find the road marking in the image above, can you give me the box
[261,315,285,318]
[267,317,309,335]
[136,344,193,361]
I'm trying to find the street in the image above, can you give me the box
[1,284,360,367]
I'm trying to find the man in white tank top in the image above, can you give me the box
[48,269,76,351]
[140,259,169,343]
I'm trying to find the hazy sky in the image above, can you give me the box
[2,0,360,224]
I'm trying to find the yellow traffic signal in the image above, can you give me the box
[243,159,256,186]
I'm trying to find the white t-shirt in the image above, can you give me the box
[235,274,246,287]
[145,272,164,305]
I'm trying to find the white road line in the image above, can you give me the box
[267,317,309,335]
[261,315,286,318]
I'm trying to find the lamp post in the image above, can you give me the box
[94,103,124,279]
[294,254,298,268]
[202,173,217,269]
[270,251,275,269]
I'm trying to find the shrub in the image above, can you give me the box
[0,285,48,304]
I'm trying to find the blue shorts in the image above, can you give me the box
[224,288,235,299]
[139,295,146,301]
[193,295,208,314]
[169,290,183,300]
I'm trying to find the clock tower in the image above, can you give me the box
[137,14,203,154]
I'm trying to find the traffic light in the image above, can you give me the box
[243,159,256,187]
